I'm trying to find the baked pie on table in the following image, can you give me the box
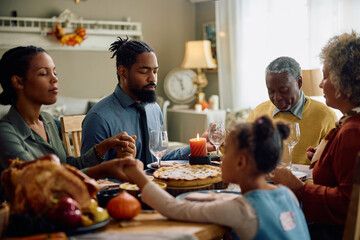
[153,164,222,188]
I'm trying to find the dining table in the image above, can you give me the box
[71,212,231,240]
[73,164,313,240]
[2,163,313,240]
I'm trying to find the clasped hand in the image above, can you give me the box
[202,130,216,152]
[267,165,304,194]
[97,132,137,158]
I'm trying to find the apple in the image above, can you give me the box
[47,197,82,228]
[82,199,109,223]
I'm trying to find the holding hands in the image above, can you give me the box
[87,157,143,182]
[201,130,216,153]
[95,132,137,160]
[268,165,304,194]
[123,161,149,191]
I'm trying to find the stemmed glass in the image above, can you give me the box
[208,122,226,156]
[284,122,300,170]
[149,130,169,168]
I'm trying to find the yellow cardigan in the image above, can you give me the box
[247,97,338,165]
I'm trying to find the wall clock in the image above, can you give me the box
[164,68,198,104]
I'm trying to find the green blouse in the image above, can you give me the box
[0,106,101,174]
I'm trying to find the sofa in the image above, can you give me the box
[0,95,103,120]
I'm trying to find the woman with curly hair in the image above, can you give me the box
[270,31,360,239]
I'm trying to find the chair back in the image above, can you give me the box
[162,100,170,131]
[343,152,360,240]
[60,115,86,157]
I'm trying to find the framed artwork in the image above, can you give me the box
[203,21,217,63]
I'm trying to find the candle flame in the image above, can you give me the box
[197,133,199,140]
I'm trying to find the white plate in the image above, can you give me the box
[291,170,310,180]
[176,190,241,201]
[267,170,310,183]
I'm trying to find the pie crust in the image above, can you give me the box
[153,165,222,187]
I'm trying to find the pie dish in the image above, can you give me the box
[147,160,189,170]
[176,190,241,201]
[153,164,222,187]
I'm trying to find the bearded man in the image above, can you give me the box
[81,37,214,165]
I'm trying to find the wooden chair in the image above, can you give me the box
[60,115,86,157]
[343,152,360,240]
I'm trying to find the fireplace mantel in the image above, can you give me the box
[0,10,142,51]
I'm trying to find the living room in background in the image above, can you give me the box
[216,0,360,111]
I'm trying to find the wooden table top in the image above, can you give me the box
[99,211,230,240]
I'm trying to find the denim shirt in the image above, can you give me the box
[81,84,190,163]
[246,186,310,240]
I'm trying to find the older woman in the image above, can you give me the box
[0,46,141,201]
[270,31,360,239]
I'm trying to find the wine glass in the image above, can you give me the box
[284,122,300,170]
[208,122,226,156]
[149,130,169,168]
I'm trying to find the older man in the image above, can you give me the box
[247,56,337,165]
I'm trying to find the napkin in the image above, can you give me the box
[309,139,328,169]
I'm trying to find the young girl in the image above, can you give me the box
[125,116,310,240]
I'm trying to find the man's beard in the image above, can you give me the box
[130,83,157,103]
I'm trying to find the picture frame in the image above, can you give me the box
[203,21,217,71]
[203,21,217,60]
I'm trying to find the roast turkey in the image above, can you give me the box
[1,154,99,214]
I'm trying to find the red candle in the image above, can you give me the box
[189,133,207,157]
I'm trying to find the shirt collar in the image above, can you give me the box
[4,106,32,140]
[4,106,52,141]
[113,84,138,108]
[273,90,306,119]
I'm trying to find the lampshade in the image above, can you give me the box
[301,69,323,96]
[181,40,217,69]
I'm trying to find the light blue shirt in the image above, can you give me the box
[81,85,190,164]
[273,90,306,119]
[245,186,310,240]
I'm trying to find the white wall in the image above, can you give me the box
[0,0,197,99]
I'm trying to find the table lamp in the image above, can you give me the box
[301,68,323,96]
[181,40,217,104]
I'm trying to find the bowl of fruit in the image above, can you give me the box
[1,155,110,236]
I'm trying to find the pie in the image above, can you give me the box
[150,161,188,168]
[97,178,121,190]
[120,180,165,192]
[153,165,222,188]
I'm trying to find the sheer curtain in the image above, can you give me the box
[216,0,360,110]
